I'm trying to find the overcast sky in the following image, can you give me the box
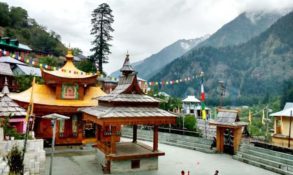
[2,0,293,74]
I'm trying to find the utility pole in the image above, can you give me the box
[218,81,225,108]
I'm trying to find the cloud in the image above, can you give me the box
[2,0,293,74]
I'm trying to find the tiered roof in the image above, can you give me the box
[41,49,97,84]
[81,54,176,125]
[0,78,26,117]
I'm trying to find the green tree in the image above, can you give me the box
[90,3,114,73]
[38,56,61,67]
[76,59,97,73]
[0,2,10,26]
[281,80,293,107]
[72,47,83,55]
[9,7,28,28]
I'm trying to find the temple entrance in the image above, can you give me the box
[84,122,96,138]
[223,128,234,154]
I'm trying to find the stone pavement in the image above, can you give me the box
[45,140,278,175]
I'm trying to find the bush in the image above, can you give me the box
[7,145,24,175]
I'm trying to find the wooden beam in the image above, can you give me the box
[153,125,158,152]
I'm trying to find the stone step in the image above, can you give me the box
[237,152,293,171]
[239,147,293,166]
[240,144,293,160]
[122,134,215,154]
[233,154,293,175]
[160,140,216,154]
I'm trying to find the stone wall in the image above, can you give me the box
[197,119,216,139]
[0,135,45,175]
[111,157,158,174]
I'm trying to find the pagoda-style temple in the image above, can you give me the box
[0,77,27,133]
[80,54,177,174]
[9,50,106,145]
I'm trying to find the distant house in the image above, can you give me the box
[137,77,148,94]
[98,77,118,94]
[182,95,210,118]
[0,37,32,56]
[182,95,200,114]
[270,102,293,148]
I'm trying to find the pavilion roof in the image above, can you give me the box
[209,109,245,127]
[41,50,97,79]
[80,54,176,124]
[0,78,26,117]
[81,106,176,118]
[0,56,27,65]
[9,83,105,107]
[0,95,27,117]
[0,62,14,76]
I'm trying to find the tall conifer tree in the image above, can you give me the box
[90,3,114,74]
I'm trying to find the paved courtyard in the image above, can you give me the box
[45,140,278,175]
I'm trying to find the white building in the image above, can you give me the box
[182,95,210,119]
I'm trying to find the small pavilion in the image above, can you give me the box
[0,77,27,133]
[270,102,293,148]
[9,49,105,145]
[209,109,247,154]
[80,54,176,174]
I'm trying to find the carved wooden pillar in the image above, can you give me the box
[153,125,158,152]
[133,125,137,143]
[111,126,116,154]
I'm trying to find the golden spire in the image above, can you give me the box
[66,48,74,60]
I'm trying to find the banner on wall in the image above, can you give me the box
[72,115,78,136]
[59,120,65,137]
[61,83,79,100]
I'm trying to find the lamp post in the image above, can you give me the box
[43,113,70,175]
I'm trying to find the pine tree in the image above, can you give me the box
[90,3,114,74]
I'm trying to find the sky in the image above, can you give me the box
[2,0,293,74]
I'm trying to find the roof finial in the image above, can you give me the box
[120,52,134,75]
[66,47,73,60]
[2,77,10,94]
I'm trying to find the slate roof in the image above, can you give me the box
[99,94,159,103]
[0,79,26,117]
[209,109,246,127]
[15,64,42,77]
[270,107,293,117]
[0,56,27,65]
[120,53,134,73]
[284,102,293,110]
[0,62,13,76]
[0,95,27,117]
[81,106,176,118]
[81,54,176,120]
[182,96,200,103]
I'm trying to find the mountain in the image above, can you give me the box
[110,35,209,79]
[196,11,283,48]
[150,11,293,105]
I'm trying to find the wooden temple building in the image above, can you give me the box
[209,109,247,154]
[80,54,177,174]
[9,50,106,145]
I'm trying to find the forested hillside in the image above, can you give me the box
[151,11,293,105]
[0,2,66,56]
